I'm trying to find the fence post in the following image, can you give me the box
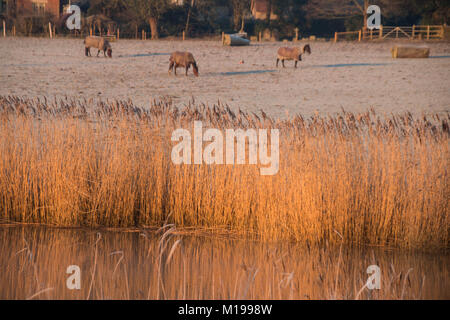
[427,25,430,40]
[294,27,299,41]
[221,31,224,44]
[379,25,383,39]
[13,25,16,37]
[142,29,144,40]
[117,28,119,40]
[90,27,92,36]
[334,32,337,43]
[258,31,261,42]
[182,30,185,41]
[411,25,415,39]
[370,29,373,40]
[2,20,5,37]
[358,30,361,42]
[49,22,52,39]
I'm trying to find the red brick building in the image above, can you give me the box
[1,0,60,18]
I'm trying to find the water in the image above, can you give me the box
[0,226,447,300]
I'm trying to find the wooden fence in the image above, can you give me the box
[0,19,189,41]
[1,19,446,43]
[334,25,445,42]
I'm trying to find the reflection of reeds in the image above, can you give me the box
[1,227,448,300]
[0,96,448,248]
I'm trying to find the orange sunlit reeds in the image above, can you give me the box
[0,96,448,248]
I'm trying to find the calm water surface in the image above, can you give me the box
[0,226,448,300]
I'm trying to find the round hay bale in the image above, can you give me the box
[223,34,250,46]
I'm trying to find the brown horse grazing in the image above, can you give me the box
[84,36,112,58]
[169,52,199,76]
[276,44,311,68]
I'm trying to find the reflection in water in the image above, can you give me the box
[0,226,448,300]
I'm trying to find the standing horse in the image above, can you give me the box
[276,44,311,68]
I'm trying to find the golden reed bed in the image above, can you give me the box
[0,96,448,248]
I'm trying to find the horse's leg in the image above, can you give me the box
[97,49,100,57]
[186,64,190,76]
[276,58,279,67]
[174,64,178,75]
[295,60,298,68]
[104,50,107,57]
[282,59,285,68]
[168,61,174,74]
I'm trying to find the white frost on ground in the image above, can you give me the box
[1,38,449,118]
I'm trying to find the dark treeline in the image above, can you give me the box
[2,0,449,38]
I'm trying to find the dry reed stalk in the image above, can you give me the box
[86,232,101,299]
[0,96,448,248]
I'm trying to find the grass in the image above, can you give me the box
[0,95,448,248]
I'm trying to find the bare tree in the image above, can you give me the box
[126,0,169,39]
[304,0,369,27]
[232,0,251,32]
[304,0,439,29]
[185,0,195,35]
